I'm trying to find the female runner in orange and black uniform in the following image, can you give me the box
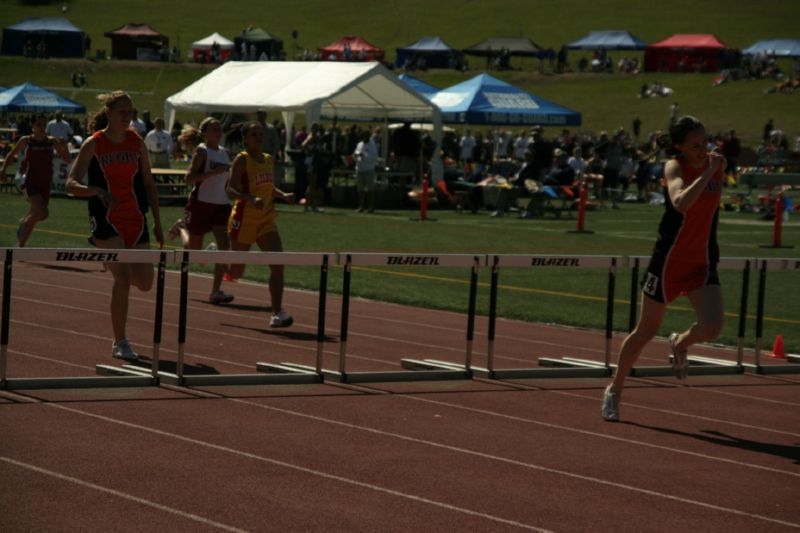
[602,116,725,421]
[66,91,164,361]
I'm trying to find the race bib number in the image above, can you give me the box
[643,272,659,297]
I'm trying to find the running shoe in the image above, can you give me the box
[601,385,620,422]
[167,218,184,241]
[205,242,218,251]
[111,339,139,361]
[269,310,294,328]
[669,332,689,380]
[222,273,238,283]
[209,290,234,305]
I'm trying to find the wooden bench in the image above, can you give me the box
[152,168,189,203]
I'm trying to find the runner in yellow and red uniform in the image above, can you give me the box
[226,121,295,327]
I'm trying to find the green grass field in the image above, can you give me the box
[1,190,797,353]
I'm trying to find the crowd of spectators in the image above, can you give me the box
[1,108,797,218]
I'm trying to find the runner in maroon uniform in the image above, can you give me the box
[0,113,71,246]
[66,91,164,361]
[602,116,725,421]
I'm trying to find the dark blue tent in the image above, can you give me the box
[429,74,581,126]
[2,17,86,58]
[742,39,800,58]
[397,74,439,97]
[0,83,85,113]
[395,36,462,69]
[566,31,647,50]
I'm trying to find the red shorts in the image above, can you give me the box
[21,175,52,204]
[184,200,231,235]
[642,254,719,303]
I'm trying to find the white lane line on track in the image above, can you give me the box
[544,387,800,438]
[40,404,551,533]
[392,395,800,476]
[44,402,800,530]
[0,456,249,533]
[10,300,797,434]
[10,284,660,369]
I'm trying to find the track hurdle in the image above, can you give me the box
[750,258,800,374]
[290,253,478,383]
[472,255,617,379]
[155,250,328,387]
[625,256,750,377]
[1,248,162,389]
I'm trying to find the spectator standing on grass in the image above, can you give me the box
[143,117,173,169]
[513,130,529,161]
[178,117,236,305]
[45,111,73,142]
[353,128,378,213]
[459,129,477,165]
[602,116,725,422]
[1,113,71,247]
[129,108,146,137]
[66,90,164,362]
[226,121,295,328]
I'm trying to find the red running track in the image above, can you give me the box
[1,262,799,532]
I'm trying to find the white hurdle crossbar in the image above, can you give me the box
[290,253,479,384]
[160,250,330,387]
[474,255,618,379]
[1,248,164,389]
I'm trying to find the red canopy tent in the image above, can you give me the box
[104,23,168,60]
[644,34,730,72]
[318,36,384,62]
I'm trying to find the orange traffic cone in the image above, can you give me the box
[768,335,785,359]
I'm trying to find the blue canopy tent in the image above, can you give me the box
[0,83,86,113]
[395,36,462,69]
[429,74,581,126]
[565,30,647,50]
[742,39,800,58]
[2,17,86,58]
[397,74,439,97]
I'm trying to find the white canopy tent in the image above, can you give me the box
[191,32,234,49]
[165,61,442,179]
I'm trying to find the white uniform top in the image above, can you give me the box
[197,142,231,205]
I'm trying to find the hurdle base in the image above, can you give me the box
[567,230,595,234]
[282,361,470,383]
[157,367,322,387]
[746,363,800,375]
[2,375,156,390]
[96,364,156,378]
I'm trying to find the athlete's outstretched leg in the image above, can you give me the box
[672,284,724,354]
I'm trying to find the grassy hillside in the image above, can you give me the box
[1,1,798,145]
[4,0,798,53]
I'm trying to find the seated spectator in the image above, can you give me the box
[543,149,576,187]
